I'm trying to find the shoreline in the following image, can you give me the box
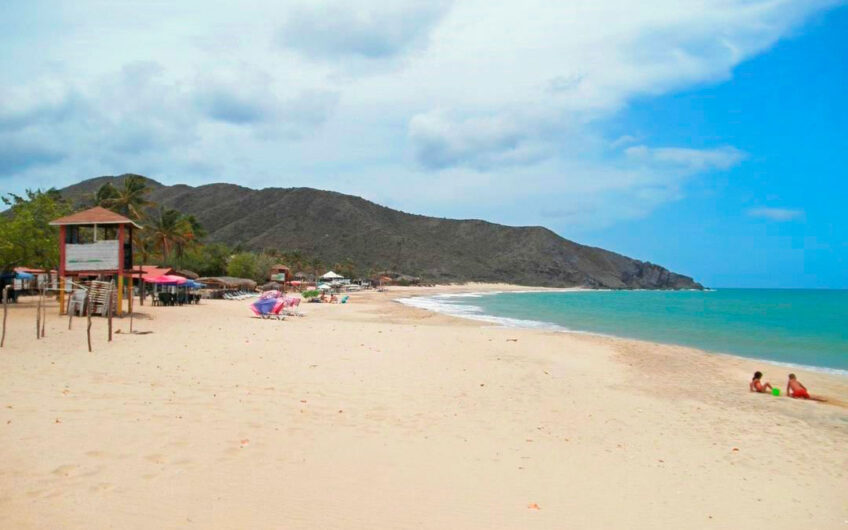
[1,283,846,529]
[395,285,848,380]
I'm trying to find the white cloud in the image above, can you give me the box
[0,0,840,231]
[625,145,747,172]
[277,0,452,60]
[748,207,805,221]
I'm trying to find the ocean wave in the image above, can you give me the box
[398,294,574,332]
[396,293,848,378]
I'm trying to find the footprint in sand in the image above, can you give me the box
[90,482,115,493]
[52,464,79,477]
[145,454,167,464]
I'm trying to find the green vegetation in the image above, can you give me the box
[301,289,320,299]
[225,252,277,283]
[171,243,231,278]
[0,189,72,273]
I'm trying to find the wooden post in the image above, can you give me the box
[40,288,46,338]
[107,289,113,342]
[36,290,41,339]
[86,293,92,353]
[117,224,125,317]
[139,264,144,306]
[116,274,123,317]
[129,278,135,333]
[1,285,9,348]
[58,226,66,316]
[127,274,133,320]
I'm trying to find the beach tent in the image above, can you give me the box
[321,271,343,280]
[317,283,332,290]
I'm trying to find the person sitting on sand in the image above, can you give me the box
[786,373,811,399]
[749,371,773,393]
[330,294,338,303]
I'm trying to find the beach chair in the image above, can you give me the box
[68,289,87,316]
[281,296,303,317]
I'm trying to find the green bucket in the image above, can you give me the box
[772,388,780,396]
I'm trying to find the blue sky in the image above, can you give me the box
[1,1,846,288]
[586,6,848,288]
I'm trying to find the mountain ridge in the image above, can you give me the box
[59,174,703,289]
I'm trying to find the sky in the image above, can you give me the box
[1,0,846,288]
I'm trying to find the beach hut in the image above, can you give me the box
[198,276,257,290]
[50,206,141,316]
[174,269,199,280]
[260,281,282,291]
[320,271,344,281]
[269,264,291,282]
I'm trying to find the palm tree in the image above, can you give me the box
[147,207,184,263]
[286,250,305,273]
[103,175,153,220]
[92,183,119,208]
[133,230,157,265]
[309,257,323,282]
[172,215,204,259]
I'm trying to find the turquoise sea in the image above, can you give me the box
[400,289,848,374]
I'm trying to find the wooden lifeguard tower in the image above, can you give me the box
[49,207,141,316]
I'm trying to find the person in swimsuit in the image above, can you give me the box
[786,373,811,399]
[749,371,773,393]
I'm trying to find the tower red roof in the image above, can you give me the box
[49,206,142,228]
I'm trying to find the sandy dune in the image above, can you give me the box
[1,285,846,529]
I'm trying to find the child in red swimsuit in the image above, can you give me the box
[749,371,773,393]
[786,373,810,399]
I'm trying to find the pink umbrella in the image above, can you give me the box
[146,274,187,285]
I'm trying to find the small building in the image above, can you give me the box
[50,206,141,316]
[269,264,291,282]
[13,267,52,291]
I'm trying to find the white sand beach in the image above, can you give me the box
[1,284,846,529]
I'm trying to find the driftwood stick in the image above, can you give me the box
[107,289,113,342]
[86,294,92,353]
[1,286,9,348]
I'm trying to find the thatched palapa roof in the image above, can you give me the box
[198,276,257,289]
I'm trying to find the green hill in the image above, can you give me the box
[60,174,703,289]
